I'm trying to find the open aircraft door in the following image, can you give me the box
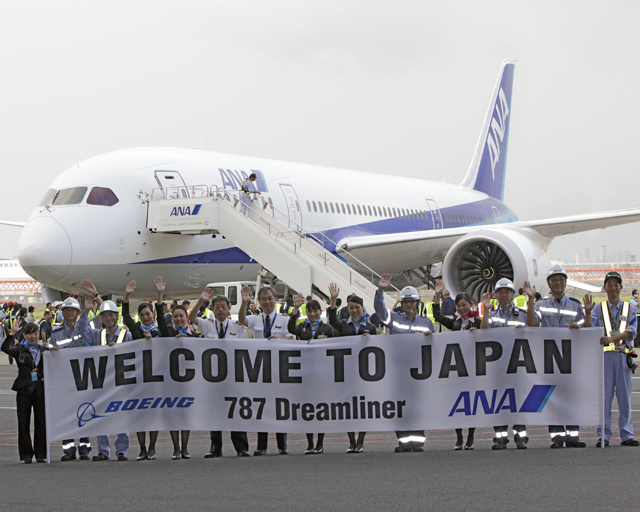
[425,198,443,229]
[279,184,302,231]
[154,170,189,198]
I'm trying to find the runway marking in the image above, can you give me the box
[0,407,16,409]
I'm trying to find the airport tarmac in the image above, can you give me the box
[0,351,638,512]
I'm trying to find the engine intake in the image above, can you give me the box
[442,228,549,303]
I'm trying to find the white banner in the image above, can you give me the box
[44,327,603,441]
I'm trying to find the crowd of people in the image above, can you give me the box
[1,264,638,463]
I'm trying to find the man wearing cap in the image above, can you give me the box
[375,274,433,453]
[480,278,529,450]
[189,287,251,458]
[239,285,293,455]
[524,265,587,449]
[51,281,98,461]
[87,298,133,461]
[584,271,639,447]
[239,173,261,215]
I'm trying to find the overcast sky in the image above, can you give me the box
[1,0,639,265]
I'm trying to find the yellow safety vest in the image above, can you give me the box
[426,302,439,325]
[515,295,528,308]
[490,298,499,310]
[296,303,308,325]
[601,301,633,353]
[101,328,127,346]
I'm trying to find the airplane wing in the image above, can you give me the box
[339,207,640,251]
[0,220,25,227]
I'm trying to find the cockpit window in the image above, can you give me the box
[38,188,58,207]
[87,187,119,206]
[52,187,88,205]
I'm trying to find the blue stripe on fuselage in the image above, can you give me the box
[134,198,517,264]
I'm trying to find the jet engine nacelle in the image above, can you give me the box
[441,228,550,302]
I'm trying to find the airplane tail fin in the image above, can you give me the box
[460,60,516,201]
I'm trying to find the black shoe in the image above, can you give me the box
[311,446,324,454]
[492,442,507,450]
[204,451,222,458]
[238,451,251,457]
[253,449,267,456]
[596,439,609,447]
[354,443,364,453]
[61,454,77,462]
[515,439,527,449]
[117,453,128,461]
[92,453,109,461]
[566,438,587,448]
[36,458,46,463]
[347,444,356,453]
[278,449,288,455]
[136,449,147,461]
[305,446,314,454]
[23,458,32,464]
[550,436,564,449]
[454,440,463,451]
[79,454,90,461]
[621,439,640,446]
[412,444,424,452]
[395,444,412,453]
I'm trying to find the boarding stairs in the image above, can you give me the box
[146,185,397,312]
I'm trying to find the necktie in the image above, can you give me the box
[219,322,225,339]
[264,315,271,338]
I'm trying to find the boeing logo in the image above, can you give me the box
[486,87,510,179]
[76,401,107,428]
[170,204,202,217]
[448,384,556,417]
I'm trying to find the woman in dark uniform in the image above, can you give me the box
[288,294,336,454]
[156,277,201,460]
[327,283,378,453]
[2,322,58,463]
[433,281,481,450]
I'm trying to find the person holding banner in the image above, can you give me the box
[433,281,481,450]
[375,274,433,453]
[156,278,200,459]
[584,271,640,447]
[188,288,251,458]
[2,322,58,463]
[51,281,97,461]
[525,265,587,449]
[480,278,529,450]
[87,299,133,461]
[288,293,337,455]
[122,279,160,461]
[328,283,377,453]
[239,285,293,455]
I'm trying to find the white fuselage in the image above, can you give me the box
[17,147,516,298]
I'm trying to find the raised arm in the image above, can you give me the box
[374,274,393,325]
[189,288,213,326]
[81,279,102,307]
[523,281,537,327]
[480,293,492,330]
[433,280,444,305]
[238,286,252,327]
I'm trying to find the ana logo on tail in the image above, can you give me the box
[486,87,510,180]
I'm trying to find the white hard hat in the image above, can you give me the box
[495,278,516,293]
[61,297,81,311]
[99,300,119,315]
[399,286,420,301]
[53,301,62,307]
[547,265,568,280]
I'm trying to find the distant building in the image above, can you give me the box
[0,258,42,304]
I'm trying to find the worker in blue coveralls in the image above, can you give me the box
[51,280,98,461]
[524,265,587,448]
[88,300,133,461]
[584,271,640,447]
[480,278,529,450]
[375,273,433,453]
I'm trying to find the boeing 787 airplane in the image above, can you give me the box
[5,61,640,302]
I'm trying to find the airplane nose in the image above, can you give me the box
[18,216,72,286]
